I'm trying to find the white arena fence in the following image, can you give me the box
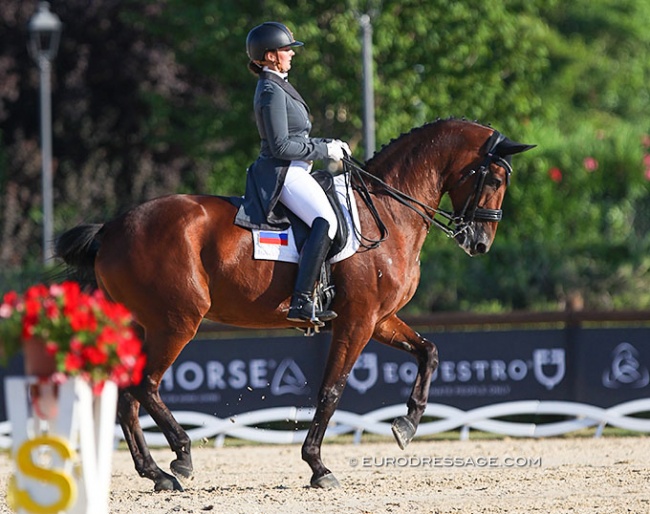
[2,399,650,449]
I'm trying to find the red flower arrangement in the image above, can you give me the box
[0,282,146,394]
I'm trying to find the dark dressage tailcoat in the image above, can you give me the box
[234,72,330,230]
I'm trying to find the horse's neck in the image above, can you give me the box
[367,120,491,213]
[356,170,437,260]
[366,150,444,220]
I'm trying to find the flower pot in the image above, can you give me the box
[23,338,57,377]
[30,381,59,421]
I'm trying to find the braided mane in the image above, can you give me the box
[365,117,491,174]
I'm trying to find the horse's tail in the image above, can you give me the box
[54,224,103,289]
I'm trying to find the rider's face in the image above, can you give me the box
[267,46,295,73]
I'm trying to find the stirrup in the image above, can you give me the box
[287,306,326,327]
[287,293,335,326]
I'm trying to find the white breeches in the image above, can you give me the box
[279,161,338,240]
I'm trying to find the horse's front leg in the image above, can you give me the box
[373,315,439,449]
[302,324,374,489]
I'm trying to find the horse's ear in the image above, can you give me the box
[496,137,536,156]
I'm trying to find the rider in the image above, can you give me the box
[235,21,351,325]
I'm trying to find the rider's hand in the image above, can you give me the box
[326,140,351,161]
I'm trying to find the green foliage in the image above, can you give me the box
[412,117,650,313]
[2,0,650,313]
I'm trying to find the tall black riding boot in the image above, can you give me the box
[287,217,338,324]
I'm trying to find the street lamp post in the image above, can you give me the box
[359,13,375,161]
[28,2,62,264]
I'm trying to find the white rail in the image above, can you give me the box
[1,399,649,448]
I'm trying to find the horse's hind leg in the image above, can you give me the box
[119,323,203,491]
[373,315,439,449]
[117,389,183,491]
[129,374,193,482]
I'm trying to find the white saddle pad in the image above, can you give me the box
[252,174,361,264]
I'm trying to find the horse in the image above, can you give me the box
[55,118,534,491]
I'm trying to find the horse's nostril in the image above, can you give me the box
[476,242,487,254]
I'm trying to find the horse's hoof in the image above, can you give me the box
[391,416,416,450]
[171,459,193,480]
[311,473,341,489]
[154,472,185,492]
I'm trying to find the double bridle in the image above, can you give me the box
[341,130,513,249]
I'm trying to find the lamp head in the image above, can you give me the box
[28,2,62,62]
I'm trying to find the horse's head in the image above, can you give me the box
[445,129,535,256]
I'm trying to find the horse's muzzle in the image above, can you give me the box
[454,226,492,256]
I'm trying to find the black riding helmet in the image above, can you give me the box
[246,22,304,61]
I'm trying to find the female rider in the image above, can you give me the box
[235,21,351,325]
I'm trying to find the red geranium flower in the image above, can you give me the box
[82,345,109,366]
[64,352,84,373]
[0,281,146,393]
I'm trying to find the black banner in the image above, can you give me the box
[1,326,648,420]
[155,326,650,416]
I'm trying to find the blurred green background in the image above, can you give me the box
[1,0,649,312]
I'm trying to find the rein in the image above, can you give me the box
[341,130,513,246]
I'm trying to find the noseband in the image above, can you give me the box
[342,129,513,247]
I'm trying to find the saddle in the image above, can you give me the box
[227,169,350,257]
[228,169,353,332]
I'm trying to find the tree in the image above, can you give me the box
[0,0,210,267]
[1,0,649,311]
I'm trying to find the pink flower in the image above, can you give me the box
[0,303,13,319]
[548,167,562,183]
[583,157,598,172]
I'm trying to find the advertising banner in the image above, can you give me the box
[1,326,648,421]
[153,327,650,416]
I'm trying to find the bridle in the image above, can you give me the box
[443,130,513,232]
[341,129,513,249]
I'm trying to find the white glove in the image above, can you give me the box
[326,140,351,161]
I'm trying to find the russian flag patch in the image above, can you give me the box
[259,231,289,246]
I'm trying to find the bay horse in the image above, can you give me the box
[55,119,533,490]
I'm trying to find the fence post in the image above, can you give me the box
[5,376,117,514]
